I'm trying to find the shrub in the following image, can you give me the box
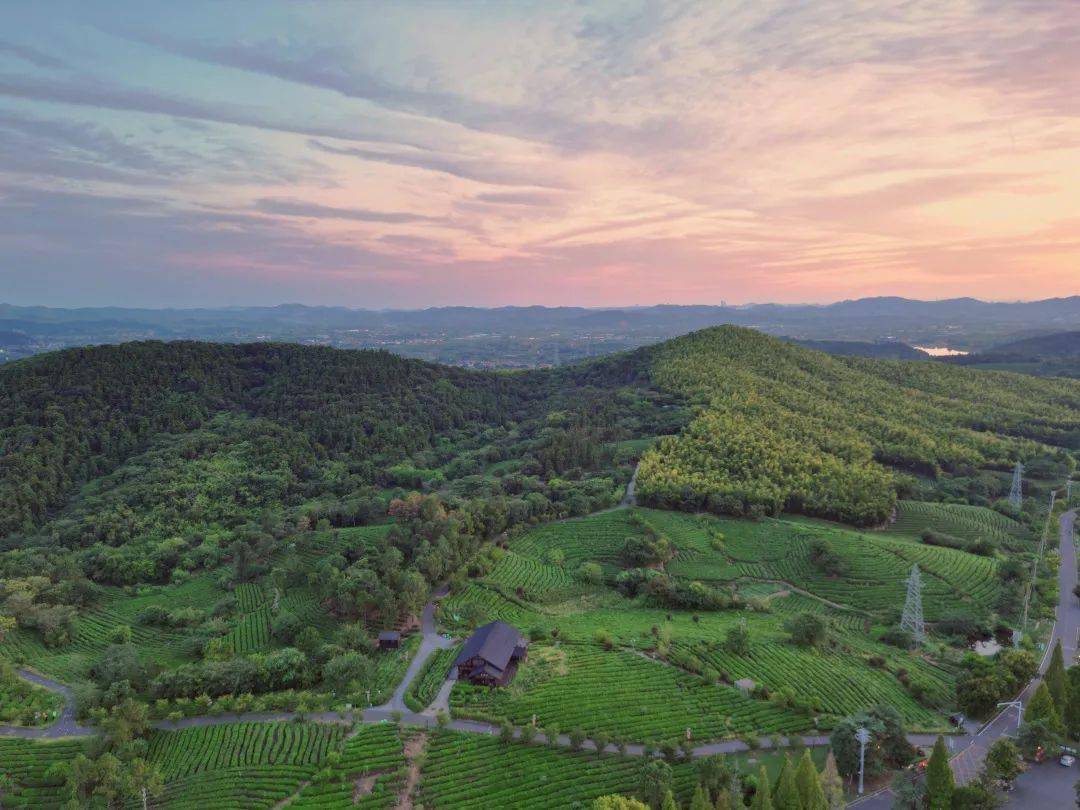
[784,613,828,648]
[880,628,914,649]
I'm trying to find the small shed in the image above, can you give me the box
[378,630,401,650]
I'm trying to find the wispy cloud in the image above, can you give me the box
[0,39,67,70]
[254,197,444,224]
[0,0,1077,306]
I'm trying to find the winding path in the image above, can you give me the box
[0,669,95,738]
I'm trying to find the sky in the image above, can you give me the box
[0,1,1078,309]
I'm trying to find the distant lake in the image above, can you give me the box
[914,346,969,357]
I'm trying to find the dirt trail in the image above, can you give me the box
[270,780,311,810]
[395,731,428,810]
[354,771,386,801]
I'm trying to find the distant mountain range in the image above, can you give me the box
[787,338,928,360]
[983,330,1080,358]
[1,296,1078,368]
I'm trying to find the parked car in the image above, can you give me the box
[1060,755,1075,767]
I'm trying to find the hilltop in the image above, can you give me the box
[636,327,1079,525]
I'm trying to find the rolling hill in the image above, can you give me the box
[636,327,1079,525]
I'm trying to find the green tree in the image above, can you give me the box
[1047,641,1068,722]
[784,613,828,648]
[949,782,999,809]
[689,785,712,810]
[92,753,126,807]
[890,769,926,809]
[925,736,954,810]
[1068,665,1080,739]
[724,620,751,655]
[751,766,773,810]
[697,754,734,802]
[1017,720,1057,760]
[639,759,673,809]
[795,749,826,810]
[661,789,680,810]
[820,751,845,810]
[125,758,164,810]
[772,755,800,810]
[593,797,650,810]
[982,738,1023,786]
[1026,681,1066,736]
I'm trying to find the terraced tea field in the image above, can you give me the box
[420,730,701,808]
[660,512,999,619]
[452,642,811,743]
[0,738,89,808]
[150,764,316,809]
[146,721,345,780]
[672,639,947,727]
[885,500,1032,550]
[512,510,641,573]
[288,724,407,809]
[482,550,587,602]
[419,730,827,808]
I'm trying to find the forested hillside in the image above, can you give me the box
[636,327,1080,525]
[1,330,1077,808]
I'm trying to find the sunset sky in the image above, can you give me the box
[1,1,1077,308]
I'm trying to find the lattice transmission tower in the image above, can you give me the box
[1009,462,1024,509]
[900,564,925,644]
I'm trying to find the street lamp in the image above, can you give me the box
[997,699,1023,731]
[855,727,872,796]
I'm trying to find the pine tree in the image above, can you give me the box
[795,749,826,810]
[925,736,954,810]
[1067,665,1080,739]
[661,788,680,810]
[1045,641,1068,722]
[772,755,801,810]
[1026,681,1067,736]
[690,785,712,810]
[819,752,844,810]
[713,791,732,810]
[752,766,774,810]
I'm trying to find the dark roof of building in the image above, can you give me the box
[454,621,525,673]
[378,630,401,641]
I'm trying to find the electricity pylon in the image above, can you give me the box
[1009,462,1024,508]
[900,564,925,644]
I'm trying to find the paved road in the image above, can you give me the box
[0,669,96,738]
[854,508,1078,808]
[374,590,454,715]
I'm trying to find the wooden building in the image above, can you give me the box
[377,630,401,650]
[453,621,528,686]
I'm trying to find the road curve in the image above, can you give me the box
[0,669,96,738]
